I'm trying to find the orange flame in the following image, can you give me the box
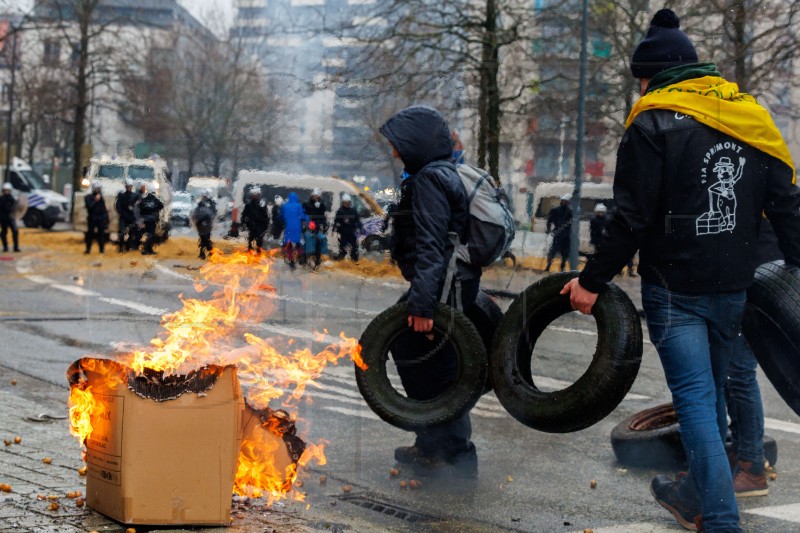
[68,248,366,504]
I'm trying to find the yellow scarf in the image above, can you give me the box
[626,76,795,183]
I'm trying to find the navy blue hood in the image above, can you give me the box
[379,106,453,175]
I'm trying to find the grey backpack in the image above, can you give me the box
[455,163,515,266]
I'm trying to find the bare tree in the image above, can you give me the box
[31,0,126,215]
[120,27,286,181]
[342,0,538,181]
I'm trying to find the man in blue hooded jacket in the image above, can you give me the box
[379,105,481,478]
[281,192,307,269]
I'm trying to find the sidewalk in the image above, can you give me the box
[0,367,392,533]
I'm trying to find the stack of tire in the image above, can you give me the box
[355,272,643,433]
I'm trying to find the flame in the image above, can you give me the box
[68,248,366,504]
[68,385,96,443]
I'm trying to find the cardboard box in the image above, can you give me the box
[75,359,243,526]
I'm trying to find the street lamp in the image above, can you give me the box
[569,0,588,270]
[3,23,18,185]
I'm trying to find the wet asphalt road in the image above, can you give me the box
[1,243,800,533]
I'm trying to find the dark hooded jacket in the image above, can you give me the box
[379,106,478,318]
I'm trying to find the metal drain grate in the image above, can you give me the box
[338,494,435,523]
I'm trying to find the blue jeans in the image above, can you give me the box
[642,283,745,533]
[727,338,765,472]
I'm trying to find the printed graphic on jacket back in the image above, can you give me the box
[696,141,746,236]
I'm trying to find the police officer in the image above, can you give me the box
[84,183,109,254]
[138,183,164,256]
[193,189,216,259]
[0,183,20,252]
[241,188,269,253]
[115,178,139,252]
[270,195,285,243]
[545,193,572,272]
[333,193,362,261]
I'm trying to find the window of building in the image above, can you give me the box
[43,40,61,66]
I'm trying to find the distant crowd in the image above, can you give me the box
[234,187,365,271]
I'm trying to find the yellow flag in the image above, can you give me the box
[626,76,795,183]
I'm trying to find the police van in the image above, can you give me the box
[1,157,70,229]
[73,154,173,241]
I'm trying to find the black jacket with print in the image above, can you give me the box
[580,108,800,294]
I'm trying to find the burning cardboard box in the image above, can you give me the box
[68,357,309,526]
[64,251,362,525]
[68,357,243,525]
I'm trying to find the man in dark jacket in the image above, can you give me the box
[270,195,285,243]
[589,203,636,276]
[241,188,270,253]
[138,184,164,255]
[84,183,109,254]
[303,188,328,233]
[545,193,572,272]
[333,193,362,261]
[303,188,328,264]
[561,10,800,532]
[380,105,481,478]
[193,190,216,259]
[0,183,20,252]
[115,179,139,252]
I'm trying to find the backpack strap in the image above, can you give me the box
[439,232,462,310]
[464,164,491,206]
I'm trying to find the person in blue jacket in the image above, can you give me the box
[281,192,307,270]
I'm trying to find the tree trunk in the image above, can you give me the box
[481,0,501,183]
[732,2,748,91]
[70,8,91,221]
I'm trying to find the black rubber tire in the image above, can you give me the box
[355,302,488,431]
[41,219,56,229]
[743,260,800,417]
[611,403,779,469]
[490,271,642,433]
[396,290,503,395]
[22,209,42,228]
[362,234,385,253]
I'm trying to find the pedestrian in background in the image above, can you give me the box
[303,188,328,265]
[589,202,636,276]
[561,9,800,531]
[333,193,361,262]
[380,105,482,478]
[115,178,139,252]
[270,195,285,244]
[193,189,216,260]
[281,191,307,270]
[84,183,108,255]
[138,183,164,256]
[0,182,20,253]
[241,188,270,253]
[545,193,572,272]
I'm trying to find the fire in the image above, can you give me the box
[67,248,367,503]
[68,385,96,444]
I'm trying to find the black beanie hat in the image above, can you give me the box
[631,9,697,79]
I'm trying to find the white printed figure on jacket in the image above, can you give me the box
[696,155,746,235]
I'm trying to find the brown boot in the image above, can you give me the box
[734,461,769,497]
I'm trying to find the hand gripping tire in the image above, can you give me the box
[398,289,504,394]
[490,271,642,433]
[355,302,488,431]
[743,260,800,417]
[610,403,779,469]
